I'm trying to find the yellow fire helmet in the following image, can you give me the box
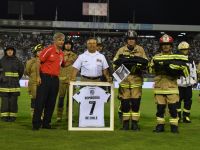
[178,41,190,50]
[32,44,44,53]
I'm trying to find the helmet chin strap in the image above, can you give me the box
[127,45,134,51]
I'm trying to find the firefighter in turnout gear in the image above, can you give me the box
[150,34,189,133]
[25,44,44,117]
[113,30,148,130]
[0,47,24,122]
[56,40,77,122]
[176,41,197,123]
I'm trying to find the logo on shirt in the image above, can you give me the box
[50,54,54,57]
[90,89,95,95]
[96,59,102,63]
[84,89,100,100]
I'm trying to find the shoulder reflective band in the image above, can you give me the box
[154,89,179,94]
[153,55,188,61]
[5,72,19,77]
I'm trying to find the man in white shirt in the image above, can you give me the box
[71,38,111,82]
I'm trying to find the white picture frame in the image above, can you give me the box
[68,81,114,131]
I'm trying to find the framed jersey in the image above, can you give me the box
[68,81,114,131]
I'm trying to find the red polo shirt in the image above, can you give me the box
[39,44,64,76]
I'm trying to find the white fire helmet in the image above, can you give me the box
[178,41,190,50]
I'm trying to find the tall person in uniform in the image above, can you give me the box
[149,34,189,133]
[0,47,24,122]
[113,30,148,131]
[32,33,71,130]
[56,40,77,122]
[71,38,111,82]
[25,44,44,117]
[176,41,197,123]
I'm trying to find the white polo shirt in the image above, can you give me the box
[73,50,109,77]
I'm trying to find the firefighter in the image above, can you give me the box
[25,44,44,117]
[56,40,77,122]
[150,34,189,133]
[113,30,148,130]
[0,47,24,122]
[176,41,197,123]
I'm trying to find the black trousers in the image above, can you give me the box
[32,73,59,128]
[177,86,192,116]
[1,94,18,117]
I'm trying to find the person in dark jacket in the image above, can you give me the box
[0,47,24,122]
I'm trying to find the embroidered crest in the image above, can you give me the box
[96,59,102,62]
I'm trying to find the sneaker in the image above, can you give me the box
[183,116,191,123]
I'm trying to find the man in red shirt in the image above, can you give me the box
[32,32,69,130]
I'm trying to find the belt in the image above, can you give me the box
[42,73,58,78]
[82,75,100,80]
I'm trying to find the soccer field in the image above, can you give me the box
[0,88,200,150]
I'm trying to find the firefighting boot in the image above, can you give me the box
[1,117,9,122]
[131,120,140,131]
[170,125,179,133]
[122,120,129,130]
[9,117,16,122]
[183,116,191,123]
[153,124,165,133]
[57,108,64,122]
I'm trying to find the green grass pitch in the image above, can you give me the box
[0,88,200,150]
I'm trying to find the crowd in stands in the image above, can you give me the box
[0,32,200,65]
